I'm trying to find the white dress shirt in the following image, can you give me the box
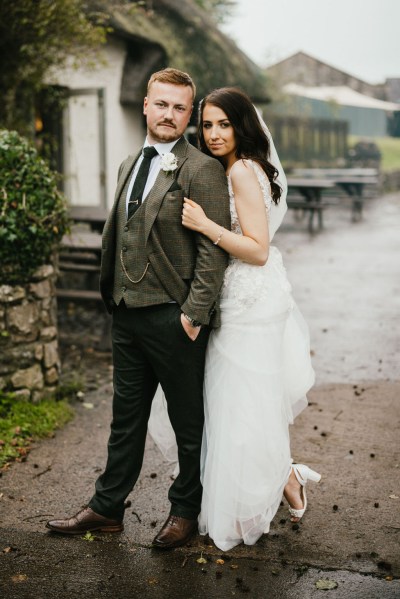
[125,138,179,216]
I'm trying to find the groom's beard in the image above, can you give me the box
[147,119,180,143]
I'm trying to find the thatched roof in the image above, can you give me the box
[90,0,269,103]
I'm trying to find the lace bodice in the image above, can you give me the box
[222,160,292,311]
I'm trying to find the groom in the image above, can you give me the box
[46,68,230,548]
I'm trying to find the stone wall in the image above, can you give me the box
[0,265,60,402]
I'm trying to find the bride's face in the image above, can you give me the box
[202,104,236,164]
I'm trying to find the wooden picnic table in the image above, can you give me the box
[290,168,380,221]
[333,176,379,221]
[286,177,335,233]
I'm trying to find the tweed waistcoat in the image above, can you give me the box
[112,173,172,307]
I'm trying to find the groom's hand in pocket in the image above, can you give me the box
[180,313,201,341]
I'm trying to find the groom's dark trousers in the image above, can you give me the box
[89,301,210,521]
[88,136,230,521]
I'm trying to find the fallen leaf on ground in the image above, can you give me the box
[389,494,399,499]
[12,574,28,583]
[216,559,224,565]
[196,552,207,564]
[83,402,94,409]
[315,579,338,590]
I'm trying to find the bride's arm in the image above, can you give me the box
[182,161,269,266]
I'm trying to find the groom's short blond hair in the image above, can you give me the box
[147,68,196,101]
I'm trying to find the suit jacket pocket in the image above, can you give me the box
[148,251,189,306]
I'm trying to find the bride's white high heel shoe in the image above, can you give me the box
[288,464,321,521]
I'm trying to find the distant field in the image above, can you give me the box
[349,136,400,172]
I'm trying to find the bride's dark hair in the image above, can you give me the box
[198,87,281,204]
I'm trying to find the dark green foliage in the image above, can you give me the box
[0,130,69,284]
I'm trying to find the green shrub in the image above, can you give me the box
[0,129,69,284]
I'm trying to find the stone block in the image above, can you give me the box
[43,340,59,368]
[5,345,38,369]
[40,326,57,342]
[7,302,39,335]
[0,285,26,303]
[45,367,59,385]
[40,310,51,326]
[35,344,44,360]
[32,265,54,281]
[11,364,44,390]
[41,296,53,311]
[29,280,51,299]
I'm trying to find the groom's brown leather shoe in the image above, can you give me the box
[46,507,123,535]
[152,514,197,549]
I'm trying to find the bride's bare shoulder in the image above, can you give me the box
[229,159,258,183]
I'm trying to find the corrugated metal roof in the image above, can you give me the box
[284,83,400,111]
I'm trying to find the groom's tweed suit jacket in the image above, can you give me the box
[100,136,231,327]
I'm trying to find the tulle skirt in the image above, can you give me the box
[197,278,314,550]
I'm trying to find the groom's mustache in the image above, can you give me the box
[158,120,176,128]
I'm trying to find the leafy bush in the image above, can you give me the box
[0,129,69,284]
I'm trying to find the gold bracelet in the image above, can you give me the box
[213,227,224,246]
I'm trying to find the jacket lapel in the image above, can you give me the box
[144,137,189,243]
[114,151,141,205]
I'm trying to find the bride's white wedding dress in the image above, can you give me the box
[148,157,315,551]
[197,160,314,550]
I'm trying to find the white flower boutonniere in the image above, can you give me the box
[161,152,178,175]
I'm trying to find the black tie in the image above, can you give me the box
[127,146,158,219]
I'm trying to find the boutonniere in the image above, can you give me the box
[161,152,178,176]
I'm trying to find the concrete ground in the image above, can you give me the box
[1,192,399,598]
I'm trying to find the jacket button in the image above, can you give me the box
[124,226,128,232]
[122,286,127,292]
[122,246,127,252]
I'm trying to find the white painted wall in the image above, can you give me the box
[50,38,145,209]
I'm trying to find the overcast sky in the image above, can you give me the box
[221,0,400,84]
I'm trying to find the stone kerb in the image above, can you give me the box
[0,264,60,402]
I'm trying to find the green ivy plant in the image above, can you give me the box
[0,129,69,284]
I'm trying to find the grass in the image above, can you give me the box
[349,135,400,172]
[0,391,74,469]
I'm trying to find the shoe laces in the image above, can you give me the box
[167,515,180,527]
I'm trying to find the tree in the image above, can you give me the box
[0,0,108,135]
[193,0,237,24]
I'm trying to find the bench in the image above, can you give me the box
[290,168,380,221]
[287,197,327,233]
[286,178,335,233]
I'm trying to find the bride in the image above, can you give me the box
[149,87,321,551]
